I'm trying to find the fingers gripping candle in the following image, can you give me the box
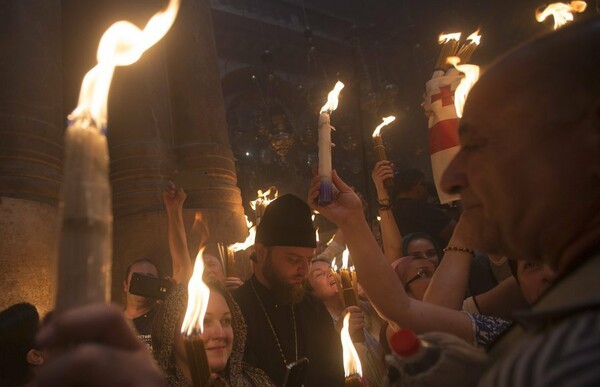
[318,81,344,206]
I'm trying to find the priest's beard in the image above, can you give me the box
[262,250,305,304]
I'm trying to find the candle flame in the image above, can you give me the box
[446,57,480,118]
[332,258,338,272]
[466,29,482,45]
[438,32,462,44]
[249,187,279,211]
[535,1,587,30]
[377,215,381,222]
[372,116,396,138]
[320,81,345,114]
[341,312,363,377]
[228,216,256,252]
[181,247,211,336]
[342,248,349,270]
[69,0,180,131]
[312,215,319,243]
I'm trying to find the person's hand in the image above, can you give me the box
[163,181,186,212]
[225,276,244,291]
[36,304,166,387]
[372,160,394,197]
[308,171,364,228]
[335,306,365,335]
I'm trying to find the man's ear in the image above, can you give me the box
[254,244,267,264]
[26,349,45,366]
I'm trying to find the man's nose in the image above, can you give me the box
[441,150,469,195]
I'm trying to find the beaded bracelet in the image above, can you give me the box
[443,246,476,256]
[378,205,392,211]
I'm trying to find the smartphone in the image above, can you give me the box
[128,273,172,300]
[282,357,309,387]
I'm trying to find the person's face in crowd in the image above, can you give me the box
[258,244,313,304]
[517,260,558,305]
[396,257,436,301]
[441,59,599,270]
[202,292,234,372]
[123,261,158,303]
[406,238,439,266]
[203,254,225,283]
[308,260,338,300]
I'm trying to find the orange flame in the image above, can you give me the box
[320,81,345,114]
[372,116,396,138]
[181,247,211,336]
[341,312,363,377]
[312,215,319,243]
[536,1,587,30]
[466,29,482,45]
[69,0,180,130]
[438,32,462,44]
[249,187,278,211]
[228,216,256,252]
[446,57,480,118]
[331,257,338,272]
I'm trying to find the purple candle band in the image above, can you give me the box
[318,180,333,206]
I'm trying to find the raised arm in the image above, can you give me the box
[422,213,477,310]
[372,161,403,263]
[163,182,193,284]
[308,172,473,343]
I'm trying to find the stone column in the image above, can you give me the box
[0,0,63,315]
[164,0,247,249]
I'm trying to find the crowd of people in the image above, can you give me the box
[2,16,600,387]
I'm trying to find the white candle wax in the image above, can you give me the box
[55,120,112,312]
[318,111,333,180]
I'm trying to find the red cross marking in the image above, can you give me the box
[431,85,455,107]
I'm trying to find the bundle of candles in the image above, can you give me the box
[338,248,364,342]
[218,215,256,276]
[181,248,212,387]
[249,187,278,225]
[434,30,481,75]
[318,81,345,206]
[55,0,180,311]
[371,116,396,190]
[340,312,366,386]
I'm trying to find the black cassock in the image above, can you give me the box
[234,275,345,387]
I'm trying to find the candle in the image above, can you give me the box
[217,243,236,277]
[318,81,344,206]
[434,33,461,73]
[446,57,480,119]
[55,0,180,312]
[226,215,256,275]
[340,249,364,342]
[249,187,278,225]
[456,30,482,63]
[340,312,365,386]
[535,1,587,30]
[371,116,396,190]
[181,248,212,387]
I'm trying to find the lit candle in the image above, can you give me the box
[181,248,212,387]
[55,0,180,312]
[249,187,278,225]
[340,249,364,342]
[456,30,482,63]
[340,312,365,387]
[318,81,344,206]
[535,1,587,30]
[446,57,480,119]
[226,215,256,275]
[434,33,461,74]
[371,116,396,190]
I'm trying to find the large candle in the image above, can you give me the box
[318,81,344,206]
[55,0,180,312]
[371,116,396,191]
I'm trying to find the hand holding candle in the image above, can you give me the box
[371,116,396,190]
[318,81,345,206]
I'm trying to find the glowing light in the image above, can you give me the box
[181,248,211,336]
[438,32,461,44]
[466,29,482,45]
[249,187,279,212]
[342,248,349,270]
[536,1,587,30]
[320,81,345,114]
[341,312,363,377]
[446,56,480,118]
[229,216,255,252]
[372,116,396,137]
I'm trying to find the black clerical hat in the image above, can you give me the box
[255,194,316,248]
